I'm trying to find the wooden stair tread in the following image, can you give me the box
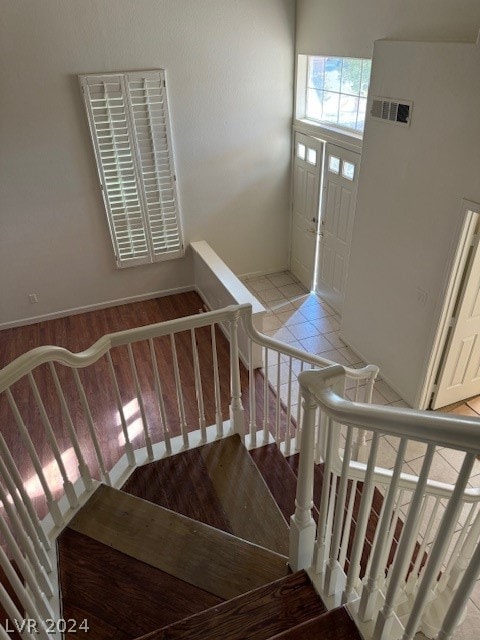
[248,443,300,524]
[123,435,289,556]
[58,528,221,638]
[269,606,362,640]
[199,435,289,555]
[68,484,289,600]
[135,570,326,640]
[122,447,234,534]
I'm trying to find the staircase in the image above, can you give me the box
[58,435,361,639]
[2,301,480,640]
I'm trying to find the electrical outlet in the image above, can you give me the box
[29,293,38,304]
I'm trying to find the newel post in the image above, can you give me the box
[229,311,245,438]
[289,386,317,572]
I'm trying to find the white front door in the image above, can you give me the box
[316,144,360,313]
[433,230,480,409]
[290,133,323,290]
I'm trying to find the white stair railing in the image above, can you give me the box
[292,364,480,640]
[0,303,377,638]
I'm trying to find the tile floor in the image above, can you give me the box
[243,270,480,640]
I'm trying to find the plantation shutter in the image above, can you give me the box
[80,70,184,268]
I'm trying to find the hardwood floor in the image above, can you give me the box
[0,292,290,519]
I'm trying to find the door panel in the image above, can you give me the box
[433,231,480,408]
[316,144,360,313]
[290,133,323,290]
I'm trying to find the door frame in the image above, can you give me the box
[417,199,480,409]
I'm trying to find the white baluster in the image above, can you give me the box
[0,510,54,611]
[211,325,224,439]
[359,438,408,621]
[343,433,380,604]
[0,455,51,572]
[289,387,317,572]
[263,348,270,445]
[274,351,281,445]
[72,369,111,485]
[28,372,78,508]
[248,338,256,447]
[312,413,335,577]
[325,422,354,596]
[229,312,245,437]
[0,432,50,550]
[437,528,480,640]
[294,361,306,453]
[339,478,358,571]
[352,373,376,461]
[374,444,435,640]
[106,352,136,466]
[285,356,293,456]
[0,546,51,640]
[405,496,441,596]
[48,363,92,490]
[401,453,475,640]
[190,329,207,443]
[438,502,475,593]
[383,490,405,579]
[149,338,172,454]
[446,503,480,592]
[127,343,153,460]
[5,390,63,528]
[170,334,189,448]
[0,583,34,640]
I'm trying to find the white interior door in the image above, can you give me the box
[290,133,323,290]
[316,144,360,313]
[433,230,480,409]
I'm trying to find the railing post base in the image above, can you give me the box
[230,405,245,439]
[325,559,346,598]
[289,513,316,572]
[373,608,395,640]
[358,578,381,622]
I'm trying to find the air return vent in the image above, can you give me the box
[370,97,412,127]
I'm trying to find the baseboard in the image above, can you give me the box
[0,285,194,331]
[239,265,290,281]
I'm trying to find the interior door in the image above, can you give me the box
[316,144,360,313]
[433,230,480,409]
[290,133,323,290]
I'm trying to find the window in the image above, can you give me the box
[304,56,372,134]
[80,70,183,268]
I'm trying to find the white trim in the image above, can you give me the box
[416,200,480,410]
[293,119,363,153]
[239,266,290,280]
[0,286,194,331]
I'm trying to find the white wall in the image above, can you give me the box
[296,0,480,57]
[0,0,294,327]
[341,40,480,406]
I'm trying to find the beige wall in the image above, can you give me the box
[296,0,480,57]
[0,0,295,327]
[296,2,480,406]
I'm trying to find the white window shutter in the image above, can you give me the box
[80,70,184,268]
